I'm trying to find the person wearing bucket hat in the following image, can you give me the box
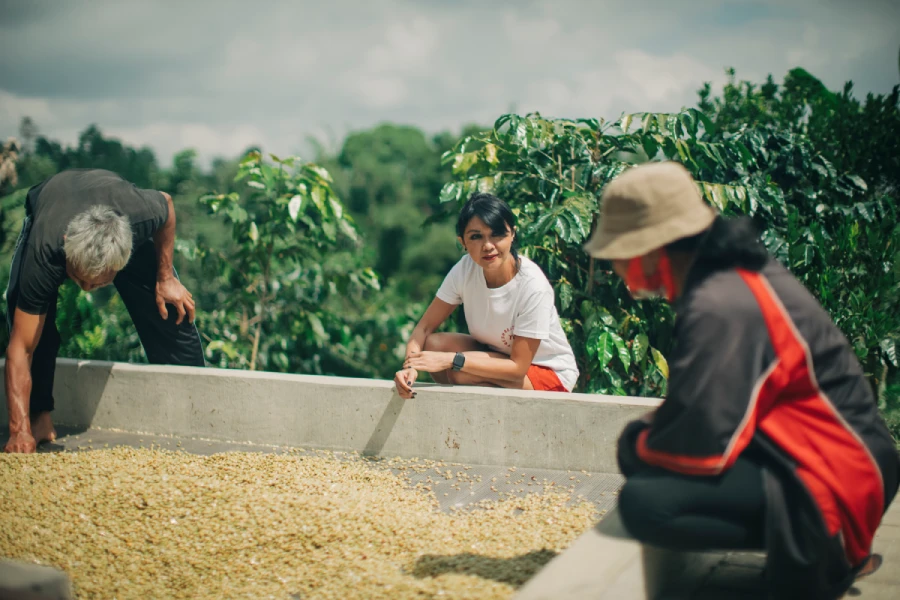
[585,161,899,599]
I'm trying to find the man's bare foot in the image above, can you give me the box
[4,430,36,453]
[29,411,57,444]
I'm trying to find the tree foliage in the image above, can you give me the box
[0,62,896,442]
[437,109,769,395]
[195,151,379,373]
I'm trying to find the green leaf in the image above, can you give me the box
[557,281,574,312]
[329,197,344,220]
[656,113,668,133]
[288,195,303,221]
[174,239,198,261]
[651,347,669,379]
[698,182,730,211]
[633,333,649,364]
[248,222,259,243]
[641,136,659,160]
[846,174,868,192]
[311,186,326,213]
[307,312,328,345]
[620,114,633,133]
[597,307,617,327]
[610,331,631,371]
[338,218,359,242]
[322,220,336,241]
[226,205,249,223]
[881,338,899,368]
[439,182,460,204]
[593,332,616,369]
[453,151,480,174]
[306,164,333,183]
[675,139,693,166]
[206,340,240,360]
[484,143,499,165]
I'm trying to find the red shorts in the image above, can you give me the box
[526,364,568,392]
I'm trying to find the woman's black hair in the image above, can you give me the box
[456,193,521,266]
[666,215,769,271]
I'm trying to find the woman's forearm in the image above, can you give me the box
[457,352,527,381]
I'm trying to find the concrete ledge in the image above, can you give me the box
[0,359,660,472]
[0,559,72,600]
[517,502,900,599]
[514,508,725,600]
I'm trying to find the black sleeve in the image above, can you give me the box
[635,281,777,475]
[128,188,169,246]
[15,242,65,315]
[617,418,651,477]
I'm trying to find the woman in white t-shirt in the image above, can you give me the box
[395,193,580,398]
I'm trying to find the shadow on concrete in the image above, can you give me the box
[1,359,115,450]
[410,549,558,588]
[361,394,406,458]
[593,504,631,539]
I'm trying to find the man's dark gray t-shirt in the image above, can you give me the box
[16,169,169,315]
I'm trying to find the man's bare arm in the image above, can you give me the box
[153,191,176,282]
[4,309,46,453]
[152,191,195,324]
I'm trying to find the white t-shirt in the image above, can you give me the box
[436,255,580,391]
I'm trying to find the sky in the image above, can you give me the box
[1,0,898,167]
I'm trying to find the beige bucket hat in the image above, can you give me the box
[583,161,717,260]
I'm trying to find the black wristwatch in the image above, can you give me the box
[452,352,465,371]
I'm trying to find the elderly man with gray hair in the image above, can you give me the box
[4,169,204,453]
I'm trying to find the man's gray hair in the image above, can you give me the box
[64,206,133,277]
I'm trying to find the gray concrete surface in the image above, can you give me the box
[0,559,72,600]
[515,502,900,600]
[5,426,899,599]
[0,359,659,473]
[3,361,896,599]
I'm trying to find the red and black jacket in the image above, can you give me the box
[619,250,899,598]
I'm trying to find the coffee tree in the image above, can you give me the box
[437,109,897,398]
[198,152,379,372]
[437,110,766,395]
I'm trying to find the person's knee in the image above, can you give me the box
[618,478,666,543]
[423,333,453,352]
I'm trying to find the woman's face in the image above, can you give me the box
[459,216,515,272]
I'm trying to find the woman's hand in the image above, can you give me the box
[404,351,455,374]
[394,368,419,399]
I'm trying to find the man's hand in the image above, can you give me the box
[4,430,36,454]
[403,351,455,374]
[155,277,196,325]
[394,368,419,399]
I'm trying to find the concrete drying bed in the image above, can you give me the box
[2,360,897,599]
[35,426,626,516]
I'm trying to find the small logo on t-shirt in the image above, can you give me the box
[501,326,516,348]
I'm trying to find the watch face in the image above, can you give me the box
[453,352,465,370]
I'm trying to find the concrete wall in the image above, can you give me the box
[0,359,660,472]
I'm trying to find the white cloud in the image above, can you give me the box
[519,50,720,119]
[351,75,410,109]
[501,12,562,48]
[614,50,720,105]
[364,16,440,74]
[342,15,440,109]
[0,91,55,128]
[105,122,267,167]
[1,0,897,167]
